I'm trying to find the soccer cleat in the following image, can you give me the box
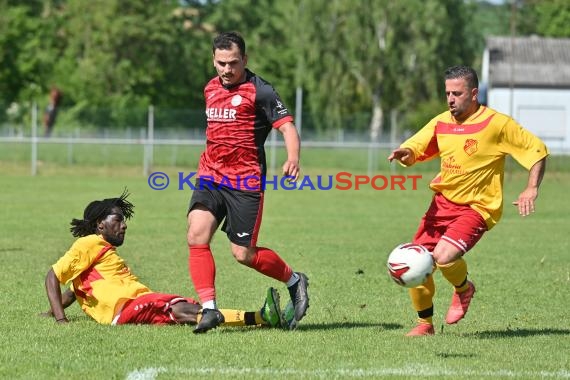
[260,287,283,328]
[289,272,310,323]
[406,323,435,336]
[194,308,225,334]
[445,281,476,324]
[281,300,296,330]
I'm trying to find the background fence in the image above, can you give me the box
[1,104,568,177]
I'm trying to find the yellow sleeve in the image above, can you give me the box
[498,119,549,170]
[401,117,440,164]
[51,237,98,284]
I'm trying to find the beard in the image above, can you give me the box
[104,233,124,247]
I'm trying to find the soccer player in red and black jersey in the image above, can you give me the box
[187,32,309,333]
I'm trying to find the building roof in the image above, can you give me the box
[485,36,570,88]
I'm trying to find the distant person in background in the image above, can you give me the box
[43,87,62,137]
[186,31,309,333]
[388,65,548,336]
[43,191,283,329]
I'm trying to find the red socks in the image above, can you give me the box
[189,245,293,304]
[250,247,293,282]
[188,244,216,303]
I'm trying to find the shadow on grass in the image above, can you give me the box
[463,328,570,338]
[0,247,23,252]
[436,352,476,359]
[296,322,403,331]
[37,314,403,333]
[217,322,403,334]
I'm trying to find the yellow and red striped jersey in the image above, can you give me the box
[401,106,548,229]
[52,234,151,324]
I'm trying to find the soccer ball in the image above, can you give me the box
[386,243,434,288]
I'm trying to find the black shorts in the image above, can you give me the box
[188,180,264,247]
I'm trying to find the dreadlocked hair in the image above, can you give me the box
[69,189,134,237]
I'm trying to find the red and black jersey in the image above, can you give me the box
[198,69,294,191]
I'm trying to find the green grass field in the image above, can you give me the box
[0,148,569,379]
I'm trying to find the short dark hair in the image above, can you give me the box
[213,31,246,56]
[444,65,479,90]
[70,189,134,237]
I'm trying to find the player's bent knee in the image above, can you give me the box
[231,246,255,265]
[187,228,214,246]
[432,251,461,266]
[432,241,463,265]
[232,250,249,264]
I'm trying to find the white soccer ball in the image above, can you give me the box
[386,243,434,288]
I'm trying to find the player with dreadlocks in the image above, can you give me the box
[43,191,285,329]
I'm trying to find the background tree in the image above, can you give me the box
[290,0,476,137]
[2,0,565,134]
[50,0,211,127]
[535,0,570,37]
[0,1,51,120]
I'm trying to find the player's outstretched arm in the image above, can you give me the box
[278,121,300,182]
[388,148,416,167]
[44,269,70,323]
[512,157,546,216]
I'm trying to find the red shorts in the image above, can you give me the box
[113,293,199,325]
[413,193,487,254]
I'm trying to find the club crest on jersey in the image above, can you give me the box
[231,95,242,107]
[463,138,478,156]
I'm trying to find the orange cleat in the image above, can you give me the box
[406,323,435,336]
[445,281,476,324]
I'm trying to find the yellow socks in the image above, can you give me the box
[408,258,470,324]
[409,274,435,323]
[197,309,263,326]
[437,258,469,292]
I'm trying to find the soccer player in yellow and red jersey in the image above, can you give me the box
[43,191,283,329]
[388,65,548,336]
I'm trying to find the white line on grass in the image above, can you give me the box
[126,366,570,379]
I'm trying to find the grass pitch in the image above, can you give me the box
[0,157,569,379]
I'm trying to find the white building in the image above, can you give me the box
[482,36,570,153]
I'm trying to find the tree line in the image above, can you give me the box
[1,0,569,136]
